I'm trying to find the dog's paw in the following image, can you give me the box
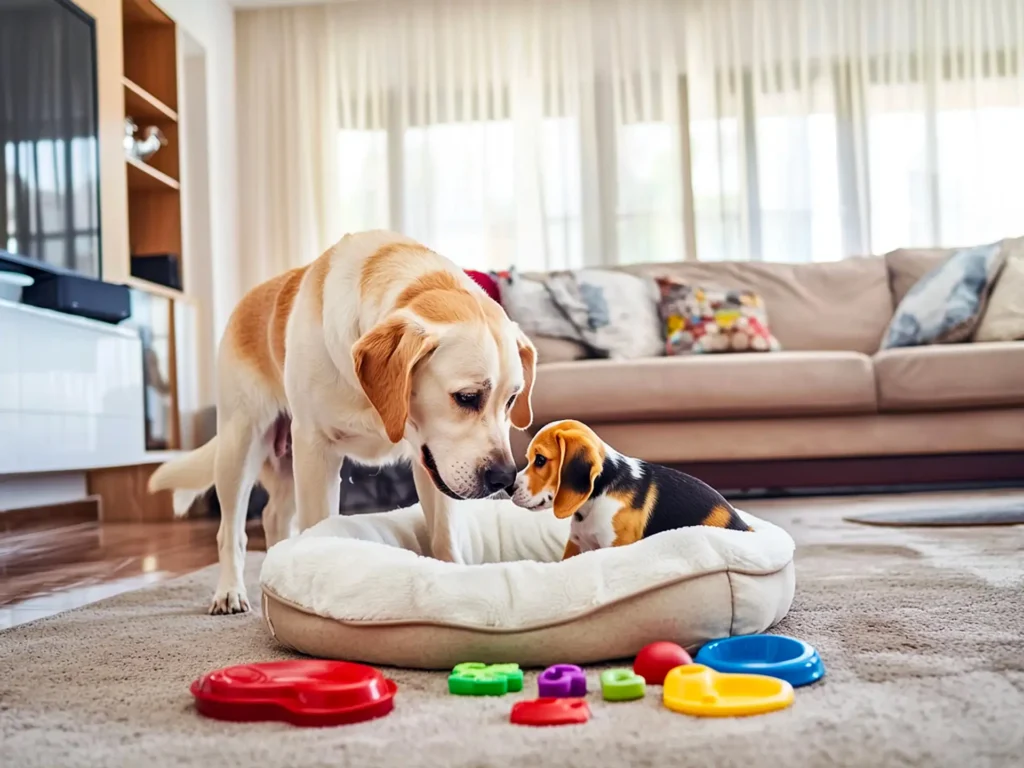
[209,588,250,615]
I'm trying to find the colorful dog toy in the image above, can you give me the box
[538,664,587,698]
[510,698,590,726]
[662,663,794,717]
[633,641,692,684]
[600,668,646,701]
[694,634,825,688]
[190,660,397,727]
[448,663,523,696]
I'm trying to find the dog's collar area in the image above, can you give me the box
[420,445,463,501]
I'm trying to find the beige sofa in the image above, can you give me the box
[514,249,1024,489]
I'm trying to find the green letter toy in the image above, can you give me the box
[601,668,646,701]
[448,662,524,696]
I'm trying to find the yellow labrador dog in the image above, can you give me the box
[149,231,536,614]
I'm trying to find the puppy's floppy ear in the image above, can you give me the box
[509,329,536,430]
[352,314,437,443]
[552,430,601,519]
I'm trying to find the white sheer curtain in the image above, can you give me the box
[237,0,685,279]
[686,0,1024,262]
[237,0,1024,283]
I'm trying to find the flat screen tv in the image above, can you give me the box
[0,0,102,279]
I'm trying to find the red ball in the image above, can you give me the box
[633,642,692,685]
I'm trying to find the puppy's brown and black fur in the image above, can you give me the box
[511,420,748,558]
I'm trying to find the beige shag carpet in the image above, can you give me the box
[2,493,1024,768]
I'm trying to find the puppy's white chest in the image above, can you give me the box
[569,495,620,553]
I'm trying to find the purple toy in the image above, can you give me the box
[538,664,587,698]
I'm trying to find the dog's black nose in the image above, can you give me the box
[483,464,517,494]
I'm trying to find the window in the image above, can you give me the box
[403,118,582,272]
[936,103,1024,246]
[332,73,1024,270]
[690,116,742,262]
[757,112,842,262]
[616,122,684,265]
[336,129,389,234]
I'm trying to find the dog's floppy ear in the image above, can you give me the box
[552,429,601,519]
[352,315,437,443]
[510,329,537,430]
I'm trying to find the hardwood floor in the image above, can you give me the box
[3,488,1022,631]
[0,519,265,629]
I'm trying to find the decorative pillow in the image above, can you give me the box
[543,269,663,360]
[495,268,582,344]
[656,277,781,355]
[464,269,501,304]
[881,241,1009,349]
[973,237,1024,342]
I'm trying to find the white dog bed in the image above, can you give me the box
[259,501,795,669]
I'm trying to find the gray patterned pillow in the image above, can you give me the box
[544,269,663,360]
[496,268,582,343]
[881,241,1008,349]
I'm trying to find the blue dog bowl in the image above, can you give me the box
[694,634,825,688]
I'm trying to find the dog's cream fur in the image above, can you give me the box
[149,230,536,614]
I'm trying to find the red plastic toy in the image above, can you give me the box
[190,660,397,727]
[510,698,590,726]
[633,641,693,685]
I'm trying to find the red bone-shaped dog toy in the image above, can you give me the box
[190,660,398,727]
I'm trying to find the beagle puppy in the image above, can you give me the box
[510,420,749,558]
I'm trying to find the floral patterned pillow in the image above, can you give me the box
[656,277,781,355]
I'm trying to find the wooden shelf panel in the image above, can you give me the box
[123,77,177,122]
[123,17,178,111]
[123,0,173,26]
[128,188,181,261]
[126,156,180,192]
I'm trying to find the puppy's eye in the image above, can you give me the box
[453,391,481,410]
[534,454,547,468]
[506,395,516,410]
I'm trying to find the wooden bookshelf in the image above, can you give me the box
[122,0,183,294]
[126,156,179,192]
[123,77,178,122]
[120,0,187,453]
[123,0,172,25]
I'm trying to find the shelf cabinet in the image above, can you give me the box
[121,0,183,294]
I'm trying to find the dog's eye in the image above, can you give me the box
[506,395,516,410]
[453,391,481,409]
[534,454,547,468]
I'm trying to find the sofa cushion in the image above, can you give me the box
[533,335,589,364]
[615,257,892,354]
[885,247,954,306]
[874,342,1024,412]
[532,352,877,424]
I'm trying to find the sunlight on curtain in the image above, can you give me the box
[337,130,389,236]
[402,118,582,273]
[616,122,683,265]
[237,0,1024,283]
[687,0,1024,261]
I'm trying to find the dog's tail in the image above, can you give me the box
[148,437,218,517]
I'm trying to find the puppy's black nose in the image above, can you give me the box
[483,464,517,494]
